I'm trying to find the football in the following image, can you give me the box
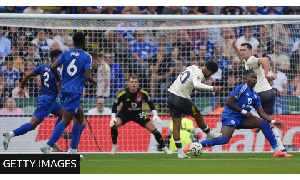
[189,142,203,156]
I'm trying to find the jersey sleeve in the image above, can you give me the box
[246,56,259,69]
[33,65,42,75]
[230,84,245,100]
[112,91,126,113]
[85,54,92,70]
[56,52,65,65]
[140,90,155,110]
[192,73,214,91]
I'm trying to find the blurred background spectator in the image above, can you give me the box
[268,61,289,97]
[0,98,24,115]
[86,97,112,115]
[23,6,44,14]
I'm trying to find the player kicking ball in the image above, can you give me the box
[110,75,172,155]
[3,50,63,152]
[198,70,293,157]
[167,60,222,159]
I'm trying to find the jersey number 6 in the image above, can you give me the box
[67,59,78,76]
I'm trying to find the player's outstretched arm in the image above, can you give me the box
[18,70,36,98]
[85,69,97,87]
[193,76,221,92]
[256,106,285,129]
[51,61,62,82]
[226,96,252,117]
[231,32,243,60]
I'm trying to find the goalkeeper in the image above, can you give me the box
[109,74,172,155]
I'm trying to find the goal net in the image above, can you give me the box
[0,14,299,153]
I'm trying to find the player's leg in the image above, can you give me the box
[241,116,292,157]
[258,89,286,151]
[110,116,123,155]
[3,115,41,150]
[200,126,234,147]
[140,115,172,154]
[192,112,222,140]
[42,93,80,154]
[69,105,85,153]
[167,93,189,158]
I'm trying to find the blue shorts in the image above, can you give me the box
[221,116,246,129]
[60,92,81,114]
[33,101,62,121]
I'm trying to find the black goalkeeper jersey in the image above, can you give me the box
[112,88,155,115]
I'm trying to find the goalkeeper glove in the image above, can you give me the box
[152,110,162,124]
[110,113,117,128]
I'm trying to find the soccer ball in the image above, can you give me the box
[189,143,203,156]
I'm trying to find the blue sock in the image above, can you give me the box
[54,118,61,127]
[77,125,85,145]
[70,123,81,149]
[200,136,229,147]
[260,120,278,149]
[47,123,66,147]
[13,123,33,136]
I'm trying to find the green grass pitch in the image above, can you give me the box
[80,153,300,174]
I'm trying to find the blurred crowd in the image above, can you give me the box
[0,6,299,112]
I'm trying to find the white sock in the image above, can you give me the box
[177,148,184,155]
[162,147,168,150]
[206,131,213,137]
[9,131,15,138]
[271,127,285,150]
[274,147,280,153]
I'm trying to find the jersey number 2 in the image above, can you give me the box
[67,59,77,76]
[43,72,49,87]
[179,70,190,84]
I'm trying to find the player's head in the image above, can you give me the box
[50,50,62,64]
[72,32,85,49]
[245,69,257,89]
[240,43,253,59]
[128,74,139,92]
[202,60,219,78]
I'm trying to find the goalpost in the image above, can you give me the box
[0,14,299,153]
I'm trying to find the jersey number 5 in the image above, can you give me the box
[179,70,190,84]
[67,59,77,76]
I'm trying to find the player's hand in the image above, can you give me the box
[153,115,162,125]
[265,74,277,81]
[231,32,236,46]
[110,117,117,128]
[213,86,222,93]
[17,87,25,99]
[274,121,285,130]
[245,112,252,118]
[56,81,61,93]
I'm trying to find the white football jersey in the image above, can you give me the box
[243,55,272,93]
[168,65,213,99]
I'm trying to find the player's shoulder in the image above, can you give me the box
[236,83,248,93]
[139,89,150,97]
[116,89,127,99]
[246,55,259,62]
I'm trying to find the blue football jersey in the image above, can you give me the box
[221,83,261,119]
[56,49,92,94]
[33,64,59,100]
